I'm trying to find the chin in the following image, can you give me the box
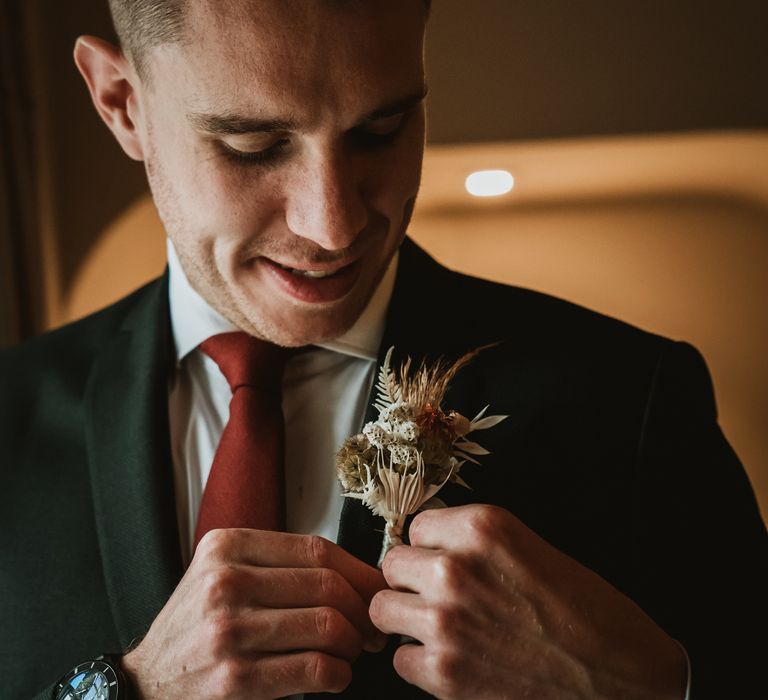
[229,262,383,346]
[246,304,361,348]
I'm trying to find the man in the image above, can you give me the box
[1,1,766,698]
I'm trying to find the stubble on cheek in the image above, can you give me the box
[138,90,296,340]
[143,139,252,332]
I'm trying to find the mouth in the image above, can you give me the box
[273,263,344,279]
[259,256,362,304]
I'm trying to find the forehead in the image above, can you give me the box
[153,0,426,121]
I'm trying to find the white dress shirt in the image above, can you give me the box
[166,239,397,566]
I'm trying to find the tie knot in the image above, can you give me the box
[199,331,289,393]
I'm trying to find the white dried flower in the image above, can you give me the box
[379,400,412,424]
[396,420,418,442]
[363,422,392,449]
[387,442,419,466]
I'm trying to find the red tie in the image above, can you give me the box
[193,331,290,550]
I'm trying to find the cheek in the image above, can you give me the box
[188,158,281,240]
[366,127,424,215]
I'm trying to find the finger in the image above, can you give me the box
[217,565,385,648]
[392,642,434,696]
[197,529,387,603]
[383,546,498,609]
[250,650,353,697]
[381,544,444,594]
[369,589,426,641]
[228,607,364,662]
[409,504,517,551]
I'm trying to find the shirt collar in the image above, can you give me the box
[167,238,396,364]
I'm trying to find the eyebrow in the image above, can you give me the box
[187,113,296,135]
[354,85,429,127]
[187,85,429,136]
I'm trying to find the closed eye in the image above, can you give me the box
[218,136,290,167]
[217,107,414,166]
[363,113,406,136]
[351,111,409,147]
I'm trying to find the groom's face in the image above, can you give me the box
[138,0,427,346]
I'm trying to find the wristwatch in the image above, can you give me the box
[53,654,130,699]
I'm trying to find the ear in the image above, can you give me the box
[74,36,145,161]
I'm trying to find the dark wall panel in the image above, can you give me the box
[426,0,768,143]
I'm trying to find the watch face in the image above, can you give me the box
[55,660,118,700]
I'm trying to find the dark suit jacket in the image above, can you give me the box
[1,239,766,699]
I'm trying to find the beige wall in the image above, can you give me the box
[425,0,768,143]
[64,132,768,523]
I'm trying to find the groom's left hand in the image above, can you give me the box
[369,504,687,700]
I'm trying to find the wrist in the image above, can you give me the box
[120,648,146,700]
[590,633,688,700]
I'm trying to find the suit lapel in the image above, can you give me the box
[84,274,183,650]
[336,239,452,564]
[330,240,497,699]
[338,239,498,559]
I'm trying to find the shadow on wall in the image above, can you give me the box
[62,131,768,524]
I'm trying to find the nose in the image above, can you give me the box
[284,148,368,251]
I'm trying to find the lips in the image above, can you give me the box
[260,256,361,303]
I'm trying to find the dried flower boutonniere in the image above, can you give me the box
[336,346,507,565]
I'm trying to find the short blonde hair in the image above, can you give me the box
[108,0,431,82]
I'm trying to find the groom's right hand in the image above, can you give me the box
[121,528,388,699]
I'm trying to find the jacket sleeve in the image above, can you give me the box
[30,686,55,700]
[631,340,768,699]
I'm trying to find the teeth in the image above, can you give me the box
[277,262,334,278]
[299,269,333,278]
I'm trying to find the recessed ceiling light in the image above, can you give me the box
[465,170,515,197]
